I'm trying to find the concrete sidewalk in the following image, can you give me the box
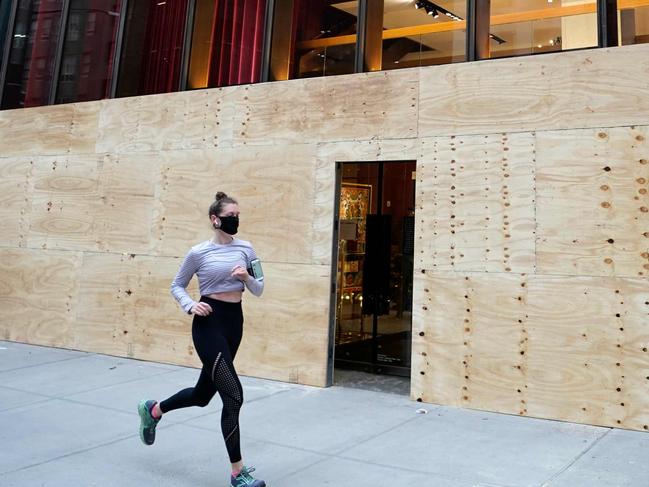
[1,340,648,487]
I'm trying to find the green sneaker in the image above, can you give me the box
[231,466,266,487]
[137,399,160,445]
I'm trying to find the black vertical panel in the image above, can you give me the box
[466,0,490,61]
[362,214,391,316]
[354,0,367,73]
[179,0,196,91]
[109,0,128,99]
[0,0,18,106]
[49,0,71,105]
[598,0,618,48]
[260,0,275,82]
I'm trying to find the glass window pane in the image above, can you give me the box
[490,0,597,60]
[620,5,649,46]
[55,0,122,104]
[382,1,466,70]
[187,0,267,90]
[0,1,12,71]
[1,0,64,109]
[115,0,189,98]
[269,0,358,81]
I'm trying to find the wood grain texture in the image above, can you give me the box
[234,69,418,146]
[416,132,536,273]
[74,252,199,365]
[26,153,160,254]
[96,88,239,154]
[74,253,330,386]
[537,126,649,278]
[0,248,81,347]
[0,157,35,248]
[0,102,99,156]
[419,43,649,136]
[238,263,332,387]
[412,271,649,430]
[153,144,319,263]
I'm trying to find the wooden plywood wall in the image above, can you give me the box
[411,126,649,431]
[0,44,648,428]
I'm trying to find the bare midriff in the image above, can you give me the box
[206,290,243,303]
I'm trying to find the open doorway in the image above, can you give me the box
[330,161,416,394]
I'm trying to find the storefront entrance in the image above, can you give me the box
[332,161,416,379]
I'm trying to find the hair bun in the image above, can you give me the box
[215,191,228,201]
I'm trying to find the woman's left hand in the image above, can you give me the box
[231,265,249,282]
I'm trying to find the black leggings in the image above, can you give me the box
[160,297,244,463]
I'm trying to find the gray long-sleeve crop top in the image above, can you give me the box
[170,239,264,313]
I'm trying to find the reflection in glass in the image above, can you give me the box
[55,0,122,104]
[269,0,358,81]
[0,1,11,72]
[335,161,416,377]
[115,0,189,97]
[620,6,649,46]
[489,0,597,59]
[382,0,466,69]
[187,0,267,90]
[1,0,64,109]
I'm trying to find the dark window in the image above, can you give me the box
[187,0,267,89]
[382,0,467,70]
[0,1,12,72]
[1,0,64,109]
[55,0,122,104]
[269,0,358,81]
[115,0,189,97]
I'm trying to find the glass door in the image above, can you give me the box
[334,161,416,377]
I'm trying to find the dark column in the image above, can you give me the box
[598,0,619,48]
[355,0,383,73]
[266,0,294,81]
[466,0,490,62]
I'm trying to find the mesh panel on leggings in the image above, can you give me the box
[212,353,243,463]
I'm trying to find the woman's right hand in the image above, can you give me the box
[191,302,213,316]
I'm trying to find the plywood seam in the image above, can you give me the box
[0,246,327,268]
[533,131,539,274]
[417,123,649,142]
[418,268,649,281]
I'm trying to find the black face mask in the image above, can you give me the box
[217,215,239,235]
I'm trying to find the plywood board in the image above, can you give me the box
[412,271,649,431]
[95,87,239,154]
[73,254,330,387]
[74,252,199,365]
[419,43,649,136]
[0,157,34,248]
[153,144,319,263]
[537,126,649,278]
[416,132,536,273]
[238,262,332,387]
[0,102,99,157]
[26,153,160,254]
[234,69,418,146]
[0,248,81,348]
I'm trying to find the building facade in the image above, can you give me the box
[1,1,649,432]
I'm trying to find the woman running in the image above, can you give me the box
[138,191,266,487]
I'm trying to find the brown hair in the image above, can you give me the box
[208,192,238,218]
